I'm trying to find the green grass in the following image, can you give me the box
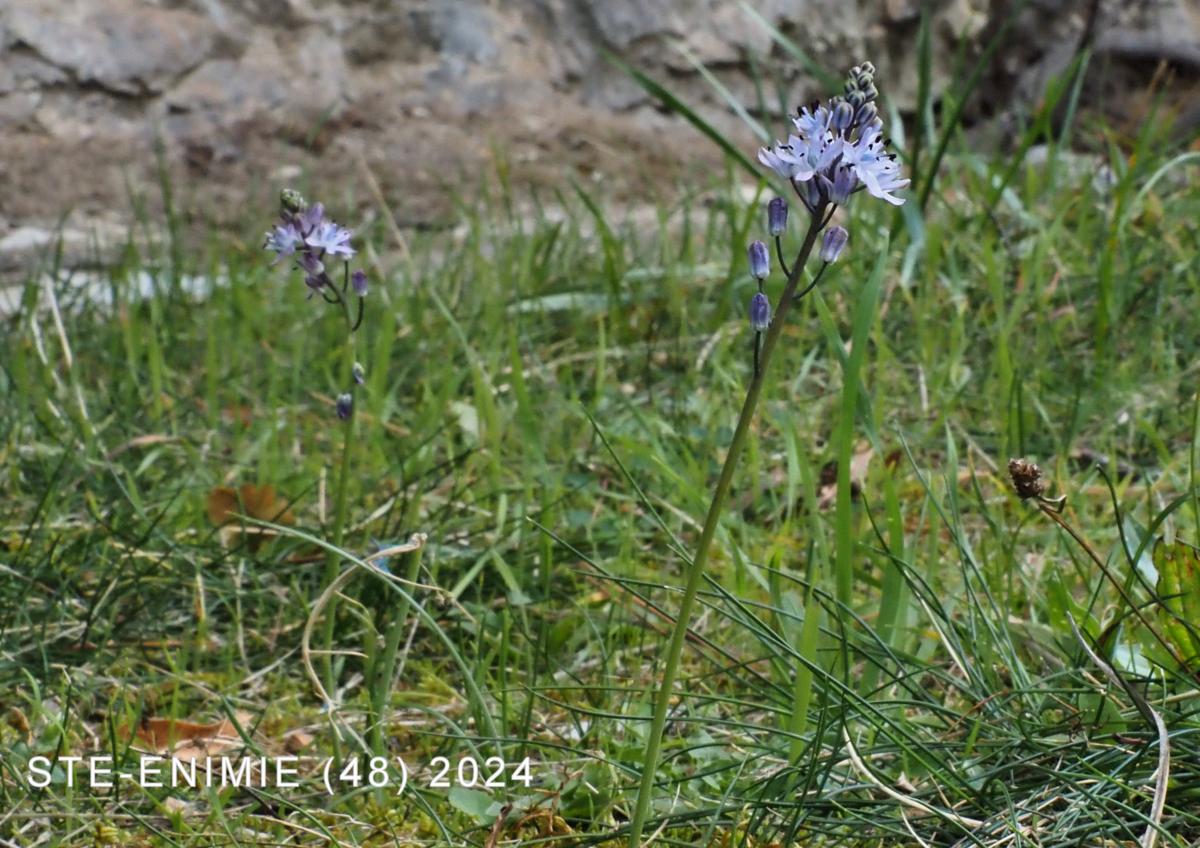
[3,49,1200,847]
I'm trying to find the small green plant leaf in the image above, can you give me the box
[1153,539,1200,666]
[447,786,500,822]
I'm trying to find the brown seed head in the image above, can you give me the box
[1008,458,1046,500]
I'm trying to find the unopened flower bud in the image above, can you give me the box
[297,251,321,273]
[831,99,855,131]
[827,166,858,205]
[861,83,878,102]
[336,393,353,421]
[352,362,365,385]
[859,61,876,77]
[350,269,368,297]
[280,189,307,214]
[749,292,771,332]
[748,240,770,280]
[846,89,866,108]
[798,177,822,210]
[767,197,788,236]
[855,101,878,127]
[820,226,849,263]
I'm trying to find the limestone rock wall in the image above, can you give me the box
[0,0,1196,270]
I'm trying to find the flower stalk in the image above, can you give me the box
[627,62,905,847]
[320,343,358,694]
[264,191,371,700]
[368,536,427,756]
[627,208,825,846]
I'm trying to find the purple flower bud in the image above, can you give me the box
[850,63,875,90]
[767,197,788,236]
[854,102,878,128]
[350,269,368,297]
[826,165,858,205]
[831,99,855,131]
[297,251,324,276]
[336,393,353,421]
[748,240,770,280]
[1092,163,1117,195]
[352,362,365,385]
[820,226,849,263]
[305,273,326,297]
[797,177,822,210]
[749,292,771,332]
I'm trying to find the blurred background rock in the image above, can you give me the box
[1,0,1197,274]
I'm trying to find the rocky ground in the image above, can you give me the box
[1,0,1198,277]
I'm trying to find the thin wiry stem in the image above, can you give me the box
[626,204,827,848]
[1037,502,1184,668]
[794,261,830,302]
[320,319,360,695]
[774,235,792,279]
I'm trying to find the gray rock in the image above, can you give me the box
[430,3,500,63]
[162,28,350,129]
[0,48,71,93]
[1097,0,1200,68]
[343,8,426,65]
[0,92,39,129]
[1,0,1197,266]
[3,0,218,95]
[583,0,687,49]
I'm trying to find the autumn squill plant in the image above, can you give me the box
[264,190,370,701]
[627,63,908,847]
[263,194,426,761]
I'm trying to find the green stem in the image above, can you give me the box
[626,208,826,847]
[320,335,358,698]
[369,541,426,756]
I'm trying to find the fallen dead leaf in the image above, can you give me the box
[128,712,254,760]
[282,728,315,754]
[206,484,295,527]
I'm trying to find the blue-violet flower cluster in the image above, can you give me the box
[757,62,909,209]
[265,191,364,303]
[743,63,906,338]
[265,189,370,419]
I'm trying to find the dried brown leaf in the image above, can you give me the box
[206,484,294,527]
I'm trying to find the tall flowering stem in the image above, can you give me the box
[323,329,359,694]
[627,62,905,847]
[264,191,370,698]
[627,211,823,846]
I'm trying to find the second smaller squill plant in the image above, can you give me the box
[264,191,372,699]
